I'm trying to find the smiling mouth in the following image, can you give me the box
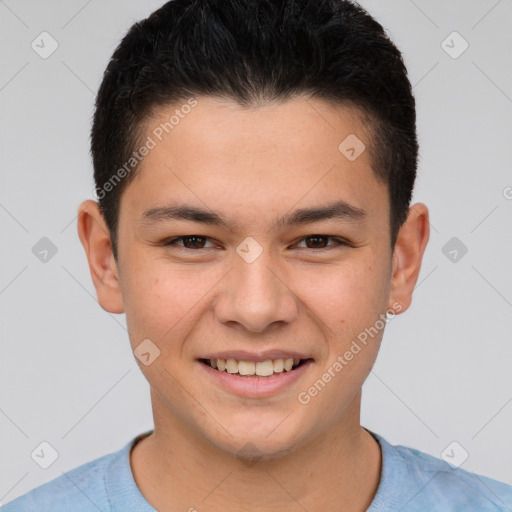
[199,358,311,378]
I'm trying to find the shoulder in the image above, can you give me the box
[1,444,125,512]
[369,430,512,511]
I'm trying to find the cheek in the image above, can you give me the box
[298,257,388,329]
[122,258,222,350]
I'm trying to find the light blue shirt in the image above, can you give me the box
[3,429,511,511]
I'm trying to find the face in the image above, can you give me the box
[79,95,428,460]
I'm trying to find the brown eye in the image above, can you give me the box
[305,236,329,249]
[296,235,347,249]
[165,236,214,249]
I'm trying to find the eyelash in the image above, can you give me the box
[163,235,350,251]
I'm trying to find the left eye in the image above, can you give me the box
[164,235,347,250]
[295,235,347,249]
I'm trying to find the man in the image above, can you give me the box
[4,0,512,510]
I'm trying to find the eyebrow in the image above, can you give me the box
[140,199,367,232]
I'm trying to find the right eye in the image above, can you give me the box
[163,236,217,250]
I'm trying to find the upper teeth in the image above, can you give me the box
[210,358,301,376]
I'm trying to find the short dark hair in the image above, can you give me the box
[91,0,418,261]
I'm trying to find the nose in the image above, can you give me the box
[213,248,298,334]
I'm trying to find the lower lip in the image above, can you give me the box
[198,360,313,398]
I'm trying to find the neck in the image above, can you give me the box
[131,391,382,511]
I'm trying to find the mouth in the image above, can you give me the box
[199,357,312,378]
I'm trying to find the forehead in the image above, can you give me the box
[121,95,387,230]
[141,95,373,160]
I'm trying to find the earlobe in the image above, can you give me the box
[387,203,430,314]
[76,200,125,314]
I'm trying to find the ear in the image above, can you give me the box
[387,203,430,314]
[76,200,125,314]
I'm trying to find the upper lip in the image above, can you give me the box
[199,350,312,362]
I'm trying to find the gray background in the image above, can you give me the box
[1,0,511,504]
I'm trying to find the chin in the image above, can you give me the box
[205,421,309,463]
